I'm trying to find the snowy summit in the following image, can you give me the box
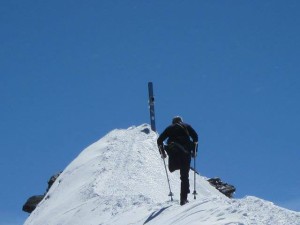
[24,124,300,225]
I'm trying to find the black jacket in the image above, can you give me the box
[157,122,198,147]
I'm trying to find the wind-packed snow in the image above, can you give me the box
[24,124,300,225]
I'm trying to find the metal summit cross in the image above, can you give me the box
[148,82,156,132]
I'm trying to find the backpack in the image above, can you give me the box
[174,122,196,153]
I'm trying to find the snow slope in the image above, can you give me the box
[24,124,300,225]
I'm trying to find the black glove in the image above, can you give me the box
[161,151,167,159]
[158,145,167,159]
[192,142,198,158]
[191,150,195,158]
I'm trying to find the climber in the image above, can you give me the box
[157,116,198,205]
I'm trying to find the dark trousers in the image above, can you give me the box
[179,154,191,200]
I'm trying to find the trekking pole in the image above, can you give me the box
[159,146,174,201]
[193,142,198,199]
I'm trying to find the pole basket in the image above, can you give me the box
[193,190,198,199]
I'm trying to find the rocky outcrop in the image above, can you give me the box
[22,195,45,213]
[207,177,236,198]
[22,172,62,213]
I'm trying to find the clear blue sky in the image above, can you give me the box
[1,1,299,224]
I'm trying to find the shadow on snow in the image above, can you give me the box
[143,205,172,224]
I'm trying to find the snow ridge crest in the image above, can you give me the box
[25,124,300,225]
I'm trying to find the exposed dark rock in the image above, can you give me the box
[207,177,236,198]
[46,172,62,192]
[141,128,150,134]
[22,172,62,213]
[22,195,45,213]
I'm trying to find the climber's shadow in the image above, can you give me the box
[143,205,171,224]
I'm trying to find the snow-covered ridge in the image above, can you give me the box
[24,124,300,225]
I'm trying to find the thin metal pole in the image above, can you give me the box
[193,143,198,199]
[159,146,174,201]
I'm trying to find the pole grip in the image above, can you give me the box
[194,142,198,158]
[158,145,166,158]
